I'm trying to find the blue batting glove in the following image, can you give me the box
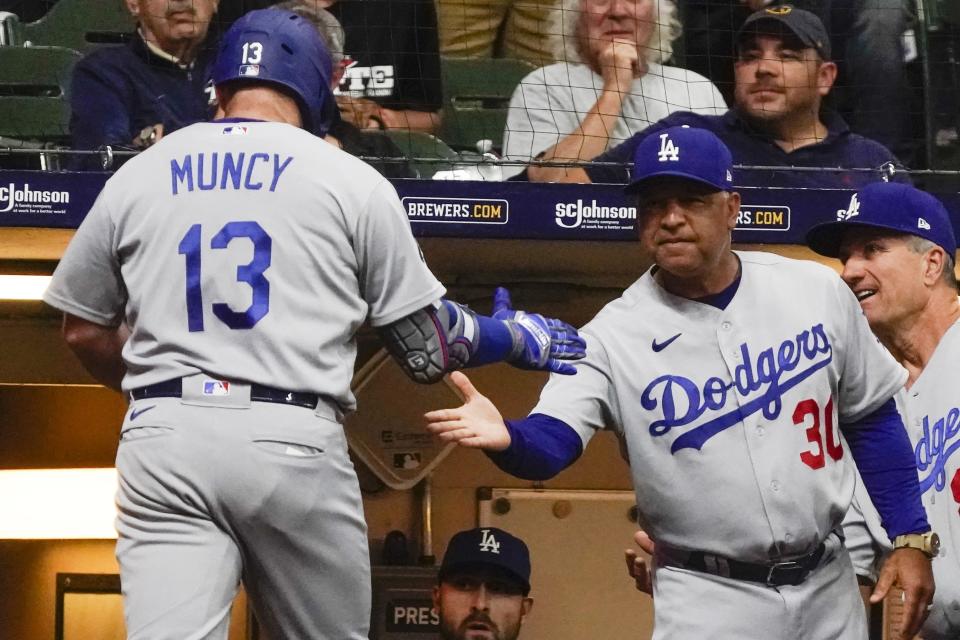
[492,287,586,375]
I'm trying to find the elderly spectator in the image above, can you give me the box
[502,0,726,180]
[531,4,906,189]
[69,0,219,169]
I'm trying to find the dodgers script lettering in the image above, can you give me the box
[641,324,833,452]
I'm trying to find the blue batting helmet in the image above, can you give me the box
[212,8,336,136]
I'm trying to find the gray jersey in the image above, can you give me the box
[898,319,960,638]
[532,251,907,562]
[44,120,444,410]
[847,318,960,639]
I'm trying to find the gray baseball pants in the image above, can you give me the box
[114,384,370,640]
[652,532,867,639]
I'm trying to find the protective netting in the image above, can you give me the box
[0,0,956,189]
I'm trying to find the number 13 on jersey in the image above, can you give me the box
[178,221,272,332]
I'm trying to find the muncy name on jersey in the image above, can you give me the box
[640,323,833,453]
[170,152,294,195]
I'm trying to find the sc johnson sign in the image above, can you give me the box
[0,183,70,213]
[554,199,636,230]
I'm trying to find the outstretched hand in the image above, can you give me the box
[492,287,586,375]
[870,548,934,639]
[625,530,656,596]
[424,371,511,451]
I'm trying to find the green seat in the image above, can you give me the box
[438,56,538,152]
[0,46,81,146]
[0,134,64,170]
[22,0,134,52]
[927,0,960,28]
[384,130,462,178]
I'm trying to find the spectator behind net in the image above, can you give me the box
[69,0,220,170]
[273,0,416,179]
[502,0,726,180]
[678,0,915,164]
[320,0,443,134]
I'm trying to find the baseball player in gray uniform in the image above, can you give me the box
[808,182,957,639]
[43,9,584,640]
[425,126,935,639]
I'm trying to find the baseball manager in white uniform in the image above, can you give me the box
[809,182,958,639]
[43,8,584,639]
[425,126,935,639]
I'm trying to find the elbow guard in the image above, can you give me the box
[380,300,478,384]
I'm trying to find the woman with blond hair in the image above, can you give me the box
[502,0,726,180]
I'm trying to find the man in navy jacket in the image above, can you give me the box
[69,0,219,169]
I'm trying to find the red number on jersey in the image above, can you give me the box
[823,396,843,462]
[793,396,843,470]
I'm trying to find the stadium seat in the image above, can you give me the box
[438,56,538,153]
[0,46,80,147]
[21,0,133,52]
[925,0,960,28]
[384,130,462,178]
[0,135,63,170]
[0,11,20,46]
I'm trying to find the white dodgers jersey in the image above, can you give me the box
[533,251,907,562]
[896,318,960,637]
[44,121,445,410]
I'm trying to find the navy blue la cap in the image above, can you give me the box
[626,126,734,194]
[439,527,531,593]
[806,182,957,258]
[738,4,832,60]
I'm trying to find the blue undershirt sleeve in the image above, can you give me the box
[484,413,583,480]
[842,397,929,539]
[467,312,516,367]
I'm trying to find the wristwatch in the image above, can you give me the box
[893,531,940,558]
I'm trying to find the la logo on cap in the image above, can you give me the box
[766,5,792,14]
[919,218,931,230]
[478,529,501,554]
[657,133,680,163]
[837,193,860,221]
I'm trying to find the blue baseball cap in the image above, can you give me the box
[439,527,531,593]
[806,182,956,258]
[626,126,735,194]
[738,5,832,60]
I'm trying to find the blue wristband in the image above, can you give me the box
[485,413,583,480]
[467,313,515,367]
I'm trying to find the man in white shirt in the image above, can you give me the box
[501,0,726,179]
